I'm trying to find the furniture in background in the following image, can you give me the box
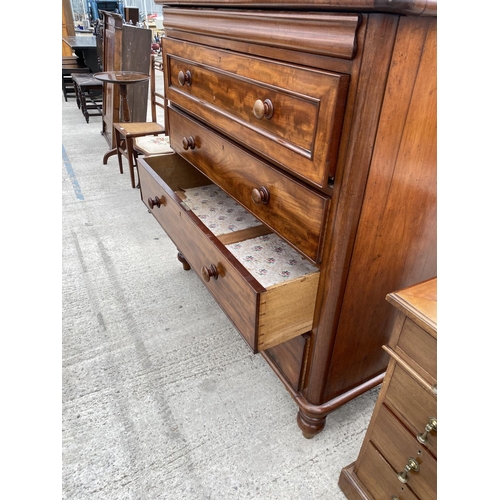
[339,277,437,500]
[94,71,150,174]
[62,35,100,73]
[144,0,437,436]
[62,0,75,57]
[62,56,91,101]
[124,7,140,25]
[98,11,151,163]
[72,73,103,122]
[113,54,173,188]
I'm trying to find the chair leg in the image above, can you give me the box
[125,136,136,188]
[114,127,124,175]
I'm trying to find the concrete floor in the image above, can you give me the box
[60,89,380,500]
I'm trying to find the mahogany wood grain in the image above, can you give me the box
[165,38,349,190]
[162,9,360,60]
[168,108,330,263]
[138,155,263,351]
[138,154,320,353]
[153,2,437,438]
[163,29,356,75]
[154,0,437,16]
[307,14,437,409]
[265,334,310,391]
[303,13,400,408]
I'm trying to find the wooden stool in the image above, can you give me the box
[71,74,103,123]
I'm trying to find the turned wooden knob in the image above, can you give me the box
[201,264,218,282]
[178,70,192,86]
[251,186,270,205]
[182,136,195,150]
[253,98,274,120]
[147,196,162,209]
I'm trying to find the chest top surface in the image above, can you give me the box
[386,278,437,338]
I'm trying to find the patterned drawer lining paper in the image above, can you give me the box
[182,184,261,235]
[182,185,318,288]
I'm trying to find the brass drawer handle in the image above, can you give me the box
[182,136,196,150]
[251,186,270,205]
[417,417,437,444]
[201,264,218,282]
[148,196,163,209]
[397,457,420,483]
[178,70,192,86]
[253,98,274,120]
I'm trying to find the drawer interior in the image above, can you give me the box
[180,185,319,289]
[140,154,320,351]
[144,154,319,289]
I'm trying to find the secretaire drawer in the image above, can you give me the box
[138,153,320,353]
[164,38,349,191]
[168,107,330,264]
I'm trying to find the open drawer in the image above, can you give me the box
[138,153,320,353]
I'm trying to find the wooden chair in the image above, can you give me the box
[113,54,173,188]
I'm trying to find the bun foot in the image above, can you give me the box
[177,251,191,271]
[297,409,327,438]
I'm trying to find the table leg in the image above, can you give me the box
[119,84,131,123]
[102,84,131,164]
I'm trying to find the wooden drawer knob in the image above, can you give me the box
[178,70,192,86]
[182,136,195,150]
[147,196,162,209]
[201,264,218,282]
[251,186,270,205]
[253,98,273,120]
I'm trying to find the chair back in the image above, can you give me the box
[150,54,166,129]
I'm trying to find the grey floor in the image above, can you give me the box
[61,88,380,500]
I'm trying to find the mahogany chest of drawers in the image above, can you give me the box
[339,277,437,499]
[141,0,437,436]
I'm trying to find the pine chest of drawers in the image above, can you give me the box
[143,0,437,436]
[339,277,437,499]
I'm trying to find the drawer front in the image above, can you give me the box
[168,107,330,263]
[164,38,349,190]
[356,442,419,500]
[138,154,319,353]
[385,363,437,457]
[396,317,437,381]
[138,155,261,350]
[371,405,437,500]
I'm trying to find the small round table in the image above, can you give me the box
[94,71,150,162]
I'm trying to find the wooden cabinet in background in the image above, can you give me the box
[99,11,151,153]
[62,0,75,56]
[339,277,437,499]
[147,0,437,436]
